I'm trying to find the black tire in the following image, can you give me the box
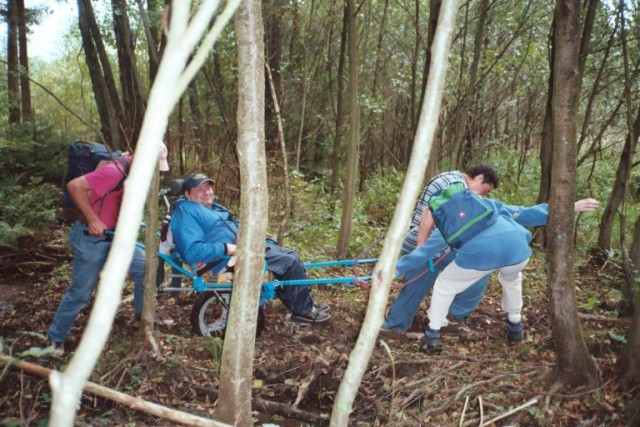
[190,291,265,337]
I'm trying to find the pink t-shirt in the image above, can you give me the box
[84,156,131,229]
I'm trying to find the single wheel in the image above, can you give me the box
[190,291,265,337]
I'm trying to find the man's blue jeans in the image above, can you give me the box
[48,221,145,343]
[383,252,489,332]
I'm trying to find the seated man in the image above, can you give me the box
[170,172,329,324]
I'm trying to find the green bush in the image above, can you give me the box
[0,125,74,251]
[0,175,59,249]
[0,124,69,186]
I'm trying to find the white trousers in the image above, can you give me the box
[428,259,529,330]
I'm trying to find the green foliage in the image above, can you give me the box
[124,363,144,391]
[0,174,58,249]
[0,126,71,251]
[283,169,396,260]
[0,124,69,185]
[578,295,601,311]
[360,168,405,226]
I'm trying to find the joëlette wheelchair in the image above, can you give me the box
[155,180,378,338]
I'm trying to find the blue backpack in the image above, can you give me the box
[428,182,496,248]
[57,140,128,223]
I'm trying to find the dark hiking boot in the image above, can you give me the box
[290,306,330,324]
[420,328,443,353]
[506,319,525,343]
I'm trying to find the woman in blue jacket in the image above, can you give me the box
[411,198,599,352]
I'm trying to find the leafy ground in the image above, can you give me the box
[0,230,638,426]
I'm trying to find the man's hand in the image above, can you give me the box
[86,218,108,236]
[574,198,599,213]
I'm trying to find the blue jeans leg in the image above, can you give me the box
[48,222,110,343]
[383,269,437,331]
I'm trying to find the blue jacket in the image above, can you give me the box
[170,199,239,265]
[397,201,550,274]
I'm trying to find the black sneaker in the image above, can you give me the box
[313,301,330,314]
[290,307,331,324]
[420,329,443,353]
[506,320,525,343]
[48,341,65,356]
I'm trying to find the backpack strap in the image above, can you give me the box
[92,157,130,215]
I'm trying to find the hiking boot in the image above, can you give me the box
[420,329,443,353]
[290,306,331,324]
[48,341,65,356]
[313,301,330,314]
[506,320,525,343]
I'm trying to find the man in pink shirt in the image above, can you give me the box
[48,143,170,355]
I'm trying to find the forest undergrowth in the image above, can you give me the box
[0,228,637,426]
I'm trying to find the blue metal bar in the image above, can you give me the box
[263,276,374,287]
[303,258,378,269]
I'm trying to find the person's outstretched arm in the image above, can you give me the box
[416,208,435,248]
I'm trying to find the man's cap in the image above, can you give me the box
[183,172,215,192]
[159,141,170,172]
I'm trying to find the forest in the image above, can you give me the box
[0,0,639,425]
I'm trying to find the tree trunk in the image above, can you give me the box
[336,0,360,259]
[618,214,640,388]
[140,168,161,358]
[547,0,596,387]
[597,108,640,253]
[616,0,637,311]
[7,0,21,125]
[538,0,597,247]
[16,0,31,124]
[216,0,266,425]
[330,4,349,198]
[77,0,122,147]
[111,0,146,147]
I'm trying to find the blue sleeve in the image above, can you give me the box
[396,229,450,275]
[504,203,549,227]
[485,198,550,228]
[171,202,227,265]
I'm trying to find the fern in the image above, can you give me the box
[0,221,32,249]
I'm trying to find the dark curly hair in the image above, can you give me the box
[466,165,499,189]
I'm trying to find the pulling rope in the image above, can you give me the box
[396,245,452,290]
